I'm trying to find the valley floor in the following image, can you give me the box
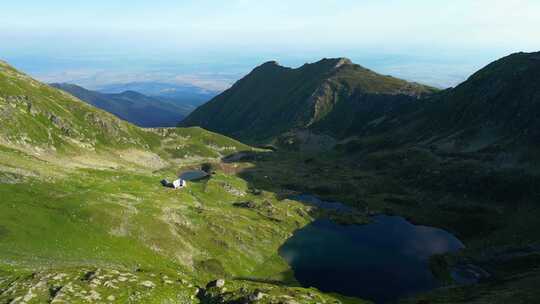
[1,138,540,303]
[0,143,367,304]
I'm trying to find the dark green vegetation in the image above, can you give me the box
[0,60,369,303]
[180,58,436,143]
[221,143,540,303]
[51,83,192,127]
[202,51,540,303]
[337,52,540,166]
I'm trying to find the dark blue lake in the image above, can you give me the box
[179,170,209,181]
[280,196,465,303]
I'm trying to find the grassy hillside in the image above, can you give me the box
[0,61,366,304]
[181,58,436,142]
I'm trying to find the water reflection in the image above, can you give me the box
[280,214,464,303]
[179,170,209,181]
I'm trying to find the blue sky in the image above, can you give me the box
[1,0,539,90]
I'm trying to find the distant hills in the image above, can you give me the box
[180,58,437,142]
[96,81,217,107]
[51,83,213,127]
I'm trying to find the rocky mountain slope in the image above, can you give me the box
[51,83,191,127]
[0,60,363,304]
[180,58,436,142]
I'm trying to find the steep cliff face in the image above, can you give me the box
[181,58,436,142]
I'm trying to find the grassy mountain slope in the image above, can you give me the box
[181,58,436,142]
[419,51,540,153]
[51,83,190,127]
[0,63,152,153]
[334,51,540,170]
[0,61,362,304]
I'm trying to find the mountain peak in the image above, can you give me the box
[265,60,280,66]
[120,90,146,98]
[259,60,281,68]
[330,57,353,67]
[316,57,353,69]
[252,60,284,73]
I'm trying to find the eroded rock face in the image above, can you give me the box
[48,113,75,136]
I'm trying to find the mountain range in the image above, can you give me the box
[96,81,217,107]
[181,58,437,141]
[182,52,540,165]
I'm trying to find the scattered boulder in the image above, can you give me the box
[250,188,262,195]
[140,280,156,288]
[201,163,216,174]
[81,270,97,282]
[233,201,257,209]
[206,278,225,288]
[247,290,264,302]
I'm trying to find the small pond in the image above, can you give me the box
[280,195,465,303]
[179,170,210,181]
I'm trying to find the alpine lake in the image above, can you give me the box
[279,195,470,303]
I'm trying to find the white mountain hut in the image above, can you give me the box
[172,178,187,189]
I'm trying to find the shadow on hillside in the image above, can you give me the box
[221,150,357,203]
[221,147,540,242]
[232,274,298,287]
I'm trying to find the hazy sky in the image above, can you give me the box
[1,0,539,90]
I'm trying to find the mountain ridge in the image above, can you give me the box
[182,52,540,163]
[181,57,437,142]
